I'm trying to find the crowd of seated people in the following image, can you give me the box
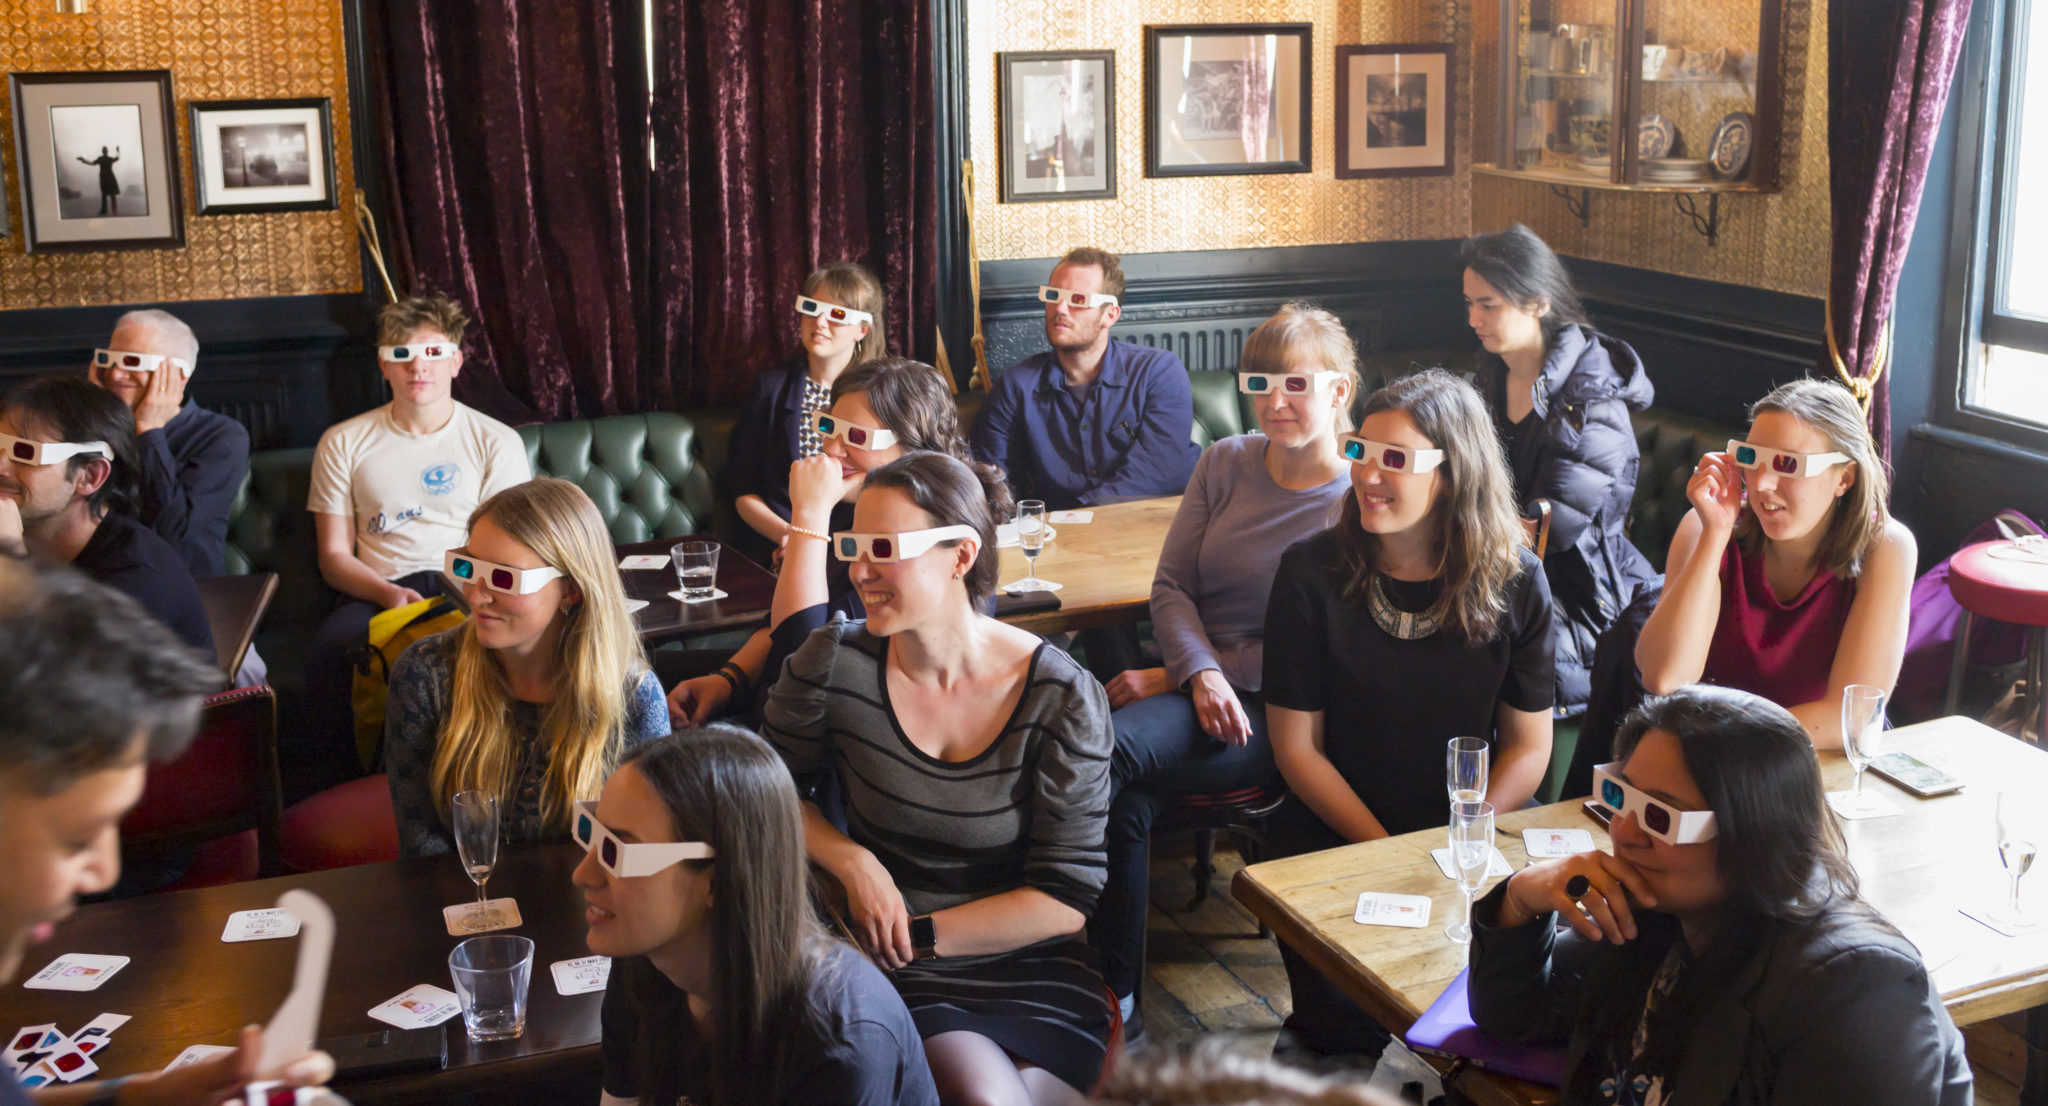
[0,220,1973,1106]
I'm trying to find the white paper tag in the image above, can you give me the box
[442,897,523,936]
[1048,510,1093,524]
[619,554,670,570]
[23,954,129,991]
[164,1044,237,1071]
[1431,846,1514,880]
[1354,892,1432,928]
[550,956,611,995]
[1825,790,1904,820]
[1522,827,1598,858]
[222,907,302,943]
[368,984,462,1030]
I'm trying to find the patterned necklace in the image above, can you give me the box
[1367,573,1446,640]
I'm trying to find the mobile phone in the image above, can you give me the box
[1868,752,1965,797]
[1582,799,1612,829]
[316,1025,446,1083]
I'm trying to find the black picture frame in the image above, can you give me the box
[1144,23,1312,178]
[998,50,1117,203]
[1335,44,1455,179]
[9,69,185,254]
[188,97,339,215]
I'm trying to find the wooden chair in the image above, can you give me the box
[1155,782,1289,936]
[120,685,284,889]
[195,572,278,681]
[1525,497,1553,558]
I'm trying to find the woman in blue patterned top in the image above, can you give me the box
[386,477,667,857]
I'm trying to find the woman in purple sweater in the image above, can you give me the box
[1091,303,1357,1028]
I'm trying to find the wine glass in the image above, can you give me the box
[1447,737,1488,806]
[452,790,503,932]
[1010,500,1056,593]
[1446,799,1494,945]
[1993,791,2040,927]
[1838,685,1887,815]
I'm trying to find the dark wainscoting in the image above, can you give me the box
[978,242,1823,429]
[0,294,381,451]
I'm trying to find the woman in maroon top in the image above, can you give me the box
[1636,379,1916,749]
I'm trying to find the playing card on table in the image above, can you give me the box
[619,554,669,570]
[5,1025,59,1074]
[222,907,302,942]
[369,984,462,1030]
[23,953,129,991]
[1354,891,1432,928]
[550,956,611,995]
[1522,827,1598,858]
[165,1044,236,1071]
[1430,846,1514,880]
[17,1035,96,1086]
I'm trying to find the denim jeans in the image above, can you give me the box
[1091,685,1276,999]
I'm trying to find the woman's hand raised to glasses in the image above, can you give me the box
[1499,851,1659,945]
[788,453,855,518]
[1686,451,1745,537]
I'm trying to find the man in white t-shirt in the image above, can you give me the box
[293,294,530,800]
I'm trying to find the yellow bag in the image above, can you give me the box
[349,595,466,771]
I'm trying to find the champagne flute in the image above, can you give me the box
[1839,685,1886,814]
[1447,799,1494,945]
[1994,791,2039,926]
[452,790,503,932]
[1011,500,1054,593]
[1447,737,1488,806]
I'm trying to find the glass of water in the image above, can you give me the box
[1838,685,1887,815]
[1447,799,1495,945]
[1009,500,1056,593]
[448,934,534,1042]
[451,790,502,932]
[1994,791,2041,926]
[1447,736,1488,805]
[672,541,720,601]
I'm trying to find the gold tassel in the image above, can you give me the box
[353,188,400,303]
[963,159,991,392]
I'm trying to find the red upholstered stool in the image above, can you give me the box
[280,774,400,872]
[1945,539,2048,739]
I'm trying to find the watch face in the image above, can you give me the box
[910,914,936,950]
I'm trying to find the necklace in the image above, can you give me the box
[1367,573,1445,640]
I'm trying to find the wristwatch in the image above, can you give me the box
[909,913,938,960]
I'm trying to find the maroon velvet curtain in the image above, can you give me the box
[1826,0,1974,457]
[648,0,936,407]
[372,0,655,423]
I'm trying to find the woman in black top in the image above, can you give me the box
[582,725,938,1106]
[1462,225,1658,714]
[1470,686,1971,1106]
[1262,368,1555,1054]
[724,261,888,562]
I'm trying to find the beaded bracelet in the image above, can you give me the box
[788,524,830,544]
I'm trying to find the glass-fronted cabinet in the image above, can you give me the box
[1484,0,1784,192]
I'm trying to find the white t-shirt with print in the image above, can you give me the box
[308,402,531,581]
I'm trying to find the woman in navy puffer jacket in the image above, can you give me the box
[1462,224,1660,715]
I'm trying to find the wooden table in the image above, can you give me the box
[995,496,1180,635]
[1233,716,2048,1104]
[443,536,778,646]
[0,845,600,1104]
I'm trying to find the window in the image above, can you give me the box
[1975,0,2048,428]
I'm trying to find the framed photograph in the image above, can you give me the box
[1335,44,1454,179]
[1145,23,1311,178]
[189,98,338,215]
[998,51,1116,203]
[8,70,184,253]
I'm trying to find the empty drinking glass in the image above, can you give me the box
[1447,737,1488,806]
[451,790,503,932]
[1447,799,1495,945]
[1009,500,1057,593]
[1838,685,1887,815]
[673,541,719,601]
[448,935,534,1042]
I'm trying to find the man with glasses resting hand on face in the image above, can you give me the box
[86,309,249,582]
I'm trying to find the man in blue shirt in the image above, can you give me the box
[971,247,1201,509]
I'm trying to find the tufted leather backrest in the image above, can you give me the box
[1628,406,1740,566]
[518,412,719,544]
[225,448,331,632]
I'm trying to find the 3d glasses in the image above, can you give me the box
[1038,285,1118,309]
[1725,440,1849,478]
[1240,371,1343,396]
[811,411,899,450]
[445,549,566,595]
[1340,435,1446,474]
[832,525,979,563]
[0,433,111,467]
[794,297,874,327]
[92,349,192,377]
[573,801,714,877]
[1591,762,1719,844]
[378,342,458,363]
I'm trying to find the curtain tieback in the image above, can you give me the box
[353,188,399,303]
[1823,292,1892,410]
[964,159,991,393]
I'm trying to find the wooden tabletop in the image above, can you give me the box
[995,496,1180,635]
[1233,716,2048,1103]
[0,845,600,1104]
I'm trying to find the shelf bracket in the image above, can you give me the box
[1549,185,1591,228]
[1673,193,1721,247]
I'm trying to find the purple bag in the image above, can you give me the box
[1892,510,2045,723]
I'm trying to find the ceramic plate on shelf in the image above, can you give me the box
[1641,158,1710,183]
[1638,113,1676,160]
[1709,111,1754,180]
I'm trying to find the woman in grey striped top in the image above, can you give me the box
[765,451,1115,1104]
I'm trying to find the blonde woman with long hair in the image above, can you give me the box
[1636,378,1916,749]
[386,477,668,857]
[1261,368,1554,1056]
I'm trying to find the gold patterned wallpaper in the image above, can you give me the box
[968,0,1473,260]
[0,0,362,309]
[974,0,1830,299]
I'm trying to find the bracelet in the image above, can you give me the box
[787,524,830,544]
[720,662,753,697]
[710,668,738,697]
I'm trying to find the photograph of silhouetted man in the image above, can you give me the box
[77,145,122,215]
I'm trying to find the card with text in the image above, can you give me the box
[442,897,523,937]
[23,954,128,991]
[1048,510,1093,524]
[551,956,611,995]
[165,1044,236,1071]
[1354,892,1432,928]
[222,908,302,943]
[1430,846,1514,880]
[1522,827,1598,858]
[369,985,462,1030]
[619,554,670,570]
